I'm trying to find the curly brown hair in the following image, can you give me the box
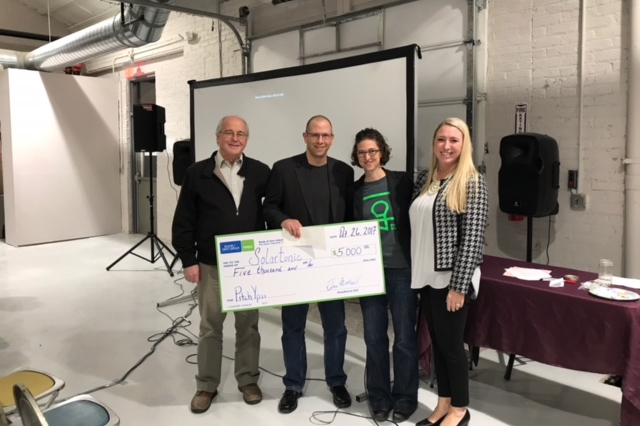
[350,127,391,167]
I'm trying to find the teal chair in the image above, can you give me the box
[13,383,120,426]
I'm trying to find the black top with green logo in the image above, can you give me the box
[361,177,408,269]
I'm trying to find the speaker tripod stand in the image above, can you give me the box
[503,215,533,380]
[107,151,176,277]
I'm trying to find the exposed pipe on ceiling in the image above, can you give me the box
[0,0,174,72]
[0,29,62,42]
[0,49,23,69]
[119,0,248,72]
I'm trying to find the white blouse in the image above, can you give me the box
[409,192,481,295]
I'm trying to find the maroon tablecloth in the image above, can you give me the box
[418,255,640,426]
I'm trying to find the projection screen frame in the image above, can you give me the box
[189,44,420,173]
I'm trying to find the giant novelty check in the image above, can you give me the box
[215,220,385,312]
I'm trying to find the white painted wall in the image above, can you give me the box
[0,68,120,246]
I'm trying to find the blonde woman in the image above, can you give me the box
[409,118,488,426]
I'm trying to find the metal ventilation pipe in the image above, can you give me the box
[0,0,173,72]
[0,49,23,69]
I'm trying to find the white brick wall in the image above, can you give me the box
[485,0,628,274]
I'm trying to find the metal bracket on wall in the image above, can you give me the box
[476,0,488,10]
[121,0,245,51]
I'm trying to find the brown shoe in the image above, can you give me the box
[238,383,263,405]
[190,390,217,414]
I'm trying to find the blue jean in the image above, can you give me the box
[360,267,418,413]
[281,300,347,392]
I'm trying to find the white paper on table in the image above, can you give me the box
[281,226,327,249]
[612,276,641,289]
[548,278,564,287]
[504,266,553,281]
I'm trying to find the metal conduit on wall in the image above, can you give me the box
[625,0,640,278]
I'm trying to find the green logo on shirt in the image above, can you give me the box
[364,191,396,231]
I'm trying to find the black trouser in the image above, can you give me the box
[421,286,469,407]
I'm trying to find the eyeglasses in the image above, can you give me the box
[357,149,380,158]
[220,130,248,139]
[306,133,334,141]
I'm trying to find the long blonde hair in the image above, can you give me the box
[427,117,480,213]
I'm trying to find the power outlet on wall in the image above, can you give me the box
[570,193,586,210]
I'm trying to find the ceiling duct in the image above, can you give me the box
[0,0,174,72]
[0,49,23,69]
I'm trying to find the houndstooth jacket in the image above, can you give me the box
[411,170,489,295]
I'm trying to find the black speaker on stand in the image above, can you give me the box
[498,132,560,380]
[167,139,194,273]
[172,139,193,186]
[106,104,176,277]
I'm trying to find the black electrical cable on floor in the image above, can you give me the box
[52,280,349,421]
[52,293,198,403]
[165,149,180,202]
[157,274,191,302]
[309,409,378,425]
[152,305,199,350]
[308,366,399,426]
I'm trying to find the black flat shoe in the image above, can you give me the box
[278,390,302,414]
[416,414,446,426]
[329,385,352,408]
[457,410,470,426]
[373,410,390,422]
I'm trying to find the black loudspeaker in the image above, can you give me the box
[133,104,166,152]
[172,139,193,185]
[499,132,560,217]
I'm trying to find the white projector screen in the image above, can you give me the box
[191,45,419,172]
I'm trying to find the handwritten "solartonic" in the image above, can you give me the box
[248,247,302,266]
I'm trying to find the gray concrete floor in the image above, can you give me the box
[1,233,623,425]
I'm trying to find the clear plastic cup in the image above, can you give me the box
[597,259,613,287]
